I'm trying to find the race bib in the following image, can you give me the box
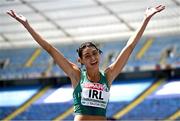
[81,82,110,109]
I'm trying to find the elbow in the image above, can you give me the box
[126,40,136,50]
[129,44,135,51]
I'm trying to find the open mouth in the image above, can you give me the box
[90,61,98,66]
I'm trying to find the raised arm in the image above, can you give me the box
[6,10,80,87]
[105,5,165,85]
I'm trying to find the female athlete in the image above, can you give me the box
[7,5,165,121]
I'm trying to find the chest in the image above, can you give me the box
[80,82,110,108]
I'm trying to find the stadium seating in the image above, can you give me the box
[0,48,34,67]
[0,78,180,120]
[0,35,180,79]
[0,106,18,119]
[0,85,41,119]
[120,97,180,120]
[13,103,73,120]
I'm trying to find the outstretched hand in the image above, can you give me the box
[6,10,28,25]
[145,5,165,19]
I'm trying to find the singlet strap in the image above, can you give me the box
[99,71,110,89]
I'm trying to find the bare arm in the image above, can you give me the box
[6,10,80,87]
[105,5,165,85]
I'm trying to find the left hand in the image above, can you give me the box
[145,5,165,19]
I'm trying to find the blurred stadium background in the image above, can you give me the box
[0,0,180,120]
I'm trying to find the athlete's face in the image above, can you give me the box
[80,47,100,69]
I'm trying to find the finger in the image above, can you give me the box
[161,5,165,10]
[156,5,165,10]
[6,10,12,15]
[10,10,17,17]
[156,5,162,9]
[157,6,165,12]
[9,10,20,20]
[6,10,14,18]
[7,10,15,17]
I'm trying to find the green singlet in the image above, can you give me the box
[73,70,110,116]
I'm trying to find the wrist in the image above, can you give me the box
[143,16,151,23]
[23,21,30,28]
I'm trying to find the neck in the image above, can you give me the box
[86,69,100,83]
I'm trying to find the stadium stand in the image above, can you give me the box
[121,97,180,120]
[0,35,180,80]
[0,48,34,67]
[1,77,179,120]
[0,85,41,119]
[0,0,180,120]
[120,78,180,120]
[14,102,73,120]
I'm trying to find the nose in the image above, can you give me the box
[90,54,96,60]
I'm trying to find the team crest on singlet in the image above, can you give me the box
[81,82,110,109]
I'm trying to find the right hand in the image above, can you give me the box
[7,10,28,25]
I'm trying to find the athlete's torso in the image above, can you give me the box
[73,70,110,116]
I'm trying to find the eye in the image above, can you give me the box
[84,54,91,59]
[92,51,98,56]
